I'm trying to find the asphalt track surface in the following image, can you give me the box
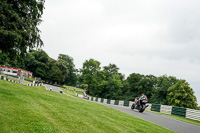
[97,102,200,133]
[46,84,61,93]
[46,85,200,133]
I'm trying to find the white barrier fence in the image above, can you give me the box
[110,100,115,105]
[146,103,152,111]
[76,95,200,122]
[186,108,200,121]
[0,75,43,86]
[160,105,172,115]
[104,99,107,104]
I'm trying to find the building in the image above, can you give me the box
[0,66,33,78]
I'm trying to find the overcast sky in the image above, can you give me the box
[39,0,200,105]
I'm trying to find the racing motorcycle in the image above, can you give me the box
[131,95,148,113]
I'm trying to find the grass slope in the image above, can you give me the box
[0,80,174,133]
[63,85,84,91]
[62,88,83,96]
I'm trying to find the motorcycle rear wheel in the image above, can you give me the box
[139,105,145,113]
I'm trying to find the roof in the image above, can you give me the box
[0,66,33,74]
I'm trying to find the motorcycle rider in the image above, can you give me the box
[135,93,145,107]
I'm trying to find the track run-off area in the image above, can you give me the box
[46,84,200,133]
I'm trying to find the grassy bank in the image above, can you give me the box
[62,88,83,96]
[0,80,174,133]
[63,85,84,91]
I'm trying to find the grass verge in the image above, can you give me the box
[63,85,84,91]
[62,88,83,96]
[0,80,174,133]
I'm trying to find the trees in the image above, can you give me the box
[103,63,119,80]
[139,75,157,102]
[104,74,123,99]
[25,49,49,80]
[47,58,62,84]
[151,75,178,104]
[56,59,68,85]
[124,73,157,101]
[0,0,45,56]
[167,80,198,109]
[81,59,103,95]
[124,73,144,100]
[58,54,77,86]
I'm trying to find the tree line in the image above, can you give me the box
[0,50,198,109]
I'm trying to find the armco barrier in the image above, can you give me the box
[151,104,161,112]
[171,107,186,117]
[146,103,152,111]
[119,100,124,106]
[95,97,98,102]
[160,105,172,115]
[110,100,115,105]
[186,108,200,121]
[114,100,119,105]
[77,94,200,122]
[100,98,104,103]
[103,99,107,104]
[129,101,135,107]
[123,101,129,106]
[107,99,111,104]
[98,98,101,102]
[0,76,43,86]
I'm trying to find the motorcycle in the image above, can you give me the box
[131,95,148,113]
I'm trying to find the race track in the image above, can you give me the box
[45,85,200,133]
[98,102,200,133]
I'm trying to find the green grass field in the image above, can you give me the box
[63,85,84,91]
[62,88,83,96]
[0,80,174,133]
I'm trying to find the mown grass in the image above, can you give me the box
[63,85,84,91]
[149,111,200,126]
[0,80,174,133]
[62,88,83,96]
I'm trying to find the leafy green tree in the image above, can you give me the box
[56,59,68,85]
[123,73,157,101]
[139,75,157,102]
[25,49,49,80]
[0,52,10,66]
[103,64,119,80]
[0,0,45,56]
[0,51,25,68]
[80,84,88,90]
[47,58,62,84]
[103,74,123,99]
[167,80,198,109]
[151,75,178,104]
[124,73,144,100]
[58,54,77,86]
[81,59,103,95]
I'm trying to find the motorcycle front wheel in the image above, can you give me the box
[131,103,135,110]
